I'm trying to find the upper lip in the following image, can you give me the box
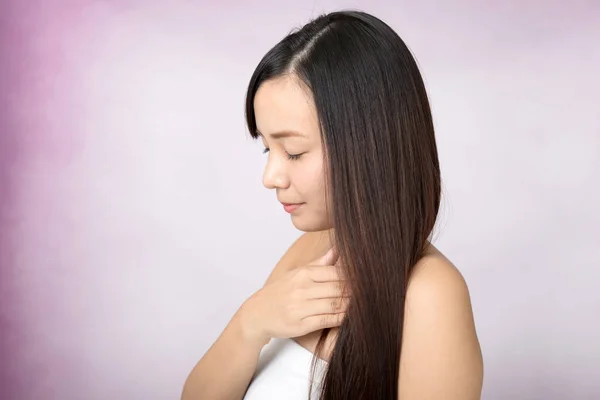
[280,201,302,205]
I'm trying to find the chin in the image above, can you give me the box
[291,215,332,232]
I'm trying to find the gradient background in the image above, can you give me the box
[1,1,599,399]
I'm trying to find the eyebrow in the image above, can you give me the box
[256,129,307,139]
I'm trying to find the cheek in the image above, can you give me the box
[301,158,325,199]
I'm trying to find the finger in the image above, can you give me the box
[300,312,346,333]
[304,281,347,299]
[310,246,339,267]
[306,297,350,315]
[307,264,345,283]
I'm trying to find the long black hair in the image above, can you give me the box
[245,10,441,399]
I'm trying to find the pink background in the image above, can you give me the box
[1,1,599,399]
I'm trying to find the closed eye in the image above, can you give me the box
[262,148,304,161]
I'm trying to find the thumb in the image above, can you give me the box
[312,246,338,266]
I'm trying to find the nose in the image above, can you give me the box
[262,154,290,190]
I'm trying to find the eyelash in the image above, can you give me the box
[262,148,303,161]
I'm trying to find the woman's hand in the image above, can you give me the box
[239,247,349,345]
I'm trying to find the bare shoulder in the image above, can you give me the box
[263,230,332,286]
[406,245,472,308]
[399,244,484,399]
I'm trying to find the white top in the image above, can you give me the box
[243,338,328,399]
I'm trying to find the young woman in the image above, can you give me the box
[182,10,483,400]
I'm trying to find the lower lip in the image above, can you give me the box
[283,203,303,213]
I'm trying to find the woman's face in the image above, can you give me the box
[253,75,331,232]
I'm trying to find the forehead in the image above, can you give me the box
[253,76,320,139]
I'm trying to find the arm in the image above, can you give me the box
[398,256,484,399]
[181,231,320,400]
[181,307,266,400]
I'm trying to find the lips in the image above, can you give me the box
[282,203,303,213]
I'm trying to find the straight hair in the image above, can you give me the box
[245,10,441,399]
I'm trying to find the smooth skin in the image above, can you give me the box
[181,74,483,399]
